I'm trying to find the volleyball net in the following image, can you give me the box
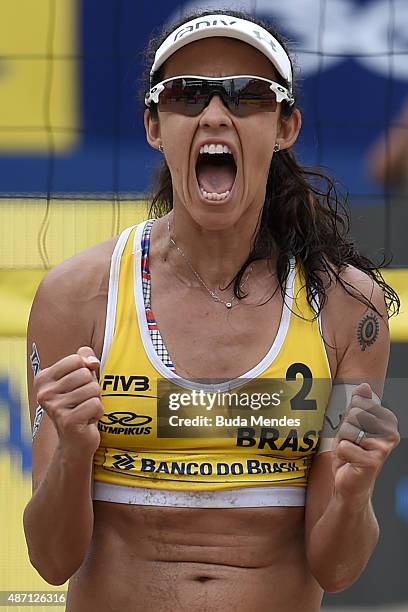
[0,0,407,607]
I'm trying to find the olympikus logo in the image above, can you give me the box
[98,411,152,435]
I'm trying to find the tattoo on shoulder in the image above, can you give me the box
[357,313,380,351]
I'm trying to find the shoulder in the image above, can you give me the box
[323,264,388,327]
[37,236,118,300]
[30,236,119,335]
[320,264,389,389]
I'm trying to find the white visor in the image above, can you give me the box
[150,14,293,94]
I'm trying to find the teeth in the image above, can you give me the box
[200,188,230,201]
[199,143,232,155]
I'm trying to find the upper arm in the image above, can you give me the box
[327,267,390,397]
[305,267,391,538]
[27,259,97,493]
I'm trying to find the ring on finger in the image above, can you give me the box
[355,429,366,445]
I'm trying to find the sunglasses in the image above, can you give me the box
[145,75,295,117]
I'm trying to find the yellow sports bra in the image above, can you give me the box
[92,220,332,507]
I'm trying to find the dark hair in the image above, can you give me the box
[141,8,400,319]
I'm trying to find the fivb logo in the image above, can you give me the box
[176,0,408,81]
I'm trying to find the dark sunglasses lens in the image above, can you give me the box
[231,78,278,116]
[157,78,278,117]
[158,78,206,116]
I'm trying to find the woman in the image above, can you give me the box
[23,9,400,612]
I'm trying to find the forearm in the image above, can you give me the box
[306,491,379,592]
[23,446,95,585]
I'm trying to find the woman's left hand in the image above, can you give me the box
[332,382,400,502]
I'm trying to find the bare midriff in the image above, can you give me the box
[66,503,323,612]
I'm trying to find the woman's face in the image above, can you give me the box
[145,37,301,230]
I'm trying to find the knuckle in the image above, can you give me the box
[36,383,55,405]
[380,424,400,444]
[341,419,353,432]
[374,443,389,461]
[81,367,94,383]
[89,381,102,396]
[34,369,51,392]
[72,354,85,370]
[336,425,347,439]
[34,369,45,386]
[389,430,401,446]
[350,395,363,407]
[336,440,348,456]
[77,345,92,354]
[48,399,67,420]
[348,407,361,421]
[45,397,57,413]
[90,396,102,410]
[35,389,45,404]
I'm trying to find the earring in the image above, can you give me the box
[158,143,164,153]
[273,142,281,153]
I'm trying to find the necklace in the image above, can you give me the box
[167,218,253,309]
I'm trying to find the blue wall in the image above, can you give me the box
[0,0,407,197]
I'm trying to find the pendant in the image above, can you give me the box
[226,302,232,309]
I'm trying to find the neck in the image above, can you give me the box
[166,207,261,290]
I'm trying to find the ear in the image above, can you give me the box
[144,109,162,150]
[277,108,302,151]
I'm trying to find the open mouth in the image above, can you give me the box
[195,145,237,202]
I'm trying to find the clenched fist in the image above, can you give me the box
[34,346,104,455]
[332,382,400,502]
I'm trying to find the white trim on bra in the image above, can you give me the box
[132,219,296,392]
[94,220,303,507]
[314,292,332,379]
[100,225,136,373]
[93,482,305,508]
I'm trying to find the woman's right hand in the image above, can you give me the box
[34,346,104,456]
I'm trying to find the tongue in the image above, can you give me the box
[197,159,236,194]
